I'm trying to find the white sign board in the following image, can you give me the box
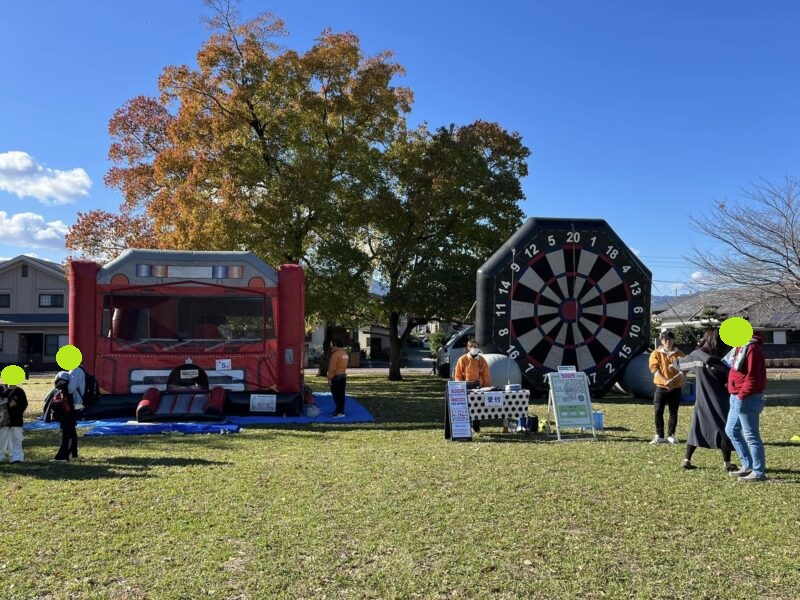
[250,394,277,413]
[216,359,232,371]
[483,391,504,408]
[546,371,595,440]
[446,381,472,441]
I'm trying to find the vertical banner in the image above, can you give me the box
[447,381,472,441]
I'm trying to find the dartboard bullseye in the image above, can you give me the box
[476,218,651,396]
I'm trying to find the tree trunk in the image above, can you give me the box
[388,312,417,381]
[388,311,403,381]
[317,325,334,378]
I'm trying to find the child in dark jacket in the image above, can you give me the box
[0,384,28,463]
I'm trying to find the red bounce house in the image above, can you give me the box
[69,250,305,421]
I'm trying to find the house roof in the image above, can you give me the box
[0,255,65,280]
[655,290,800,328]
[0,313,69,325]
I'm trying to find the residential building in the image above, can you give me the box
[0,255,69,368]
[653,290,800,358]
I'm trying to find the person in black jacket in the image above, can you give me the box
[50,371,79,462]
[0,383,28,463]
[675,328,737,471]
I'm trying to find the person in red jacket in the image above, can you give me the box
[724,332,768,482]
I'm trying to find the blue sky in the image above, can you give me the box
[2,1,799,297]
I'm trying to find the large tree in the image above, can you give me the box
[689,176,800,306]
[365,121,530,380]
[67,0,410,330]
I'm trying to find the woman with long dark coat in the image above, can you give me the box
[675,328,737,471]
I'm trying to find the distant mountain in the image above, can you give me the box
[651,294,692,312]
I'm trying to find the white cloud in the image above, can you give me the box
[691,271,706,283]
[0,151,91,205]
[0,211,69,250]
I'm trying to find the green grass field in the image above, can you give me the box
[2,374,799,599]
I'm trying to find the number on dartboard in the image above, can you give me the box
[566,231,580,243]
[606,246,618,259]
[524,243,538,258]
[495,303,506,317]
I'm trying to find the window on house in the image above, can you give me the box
[22,265,29,277]
[760,330,774,344]
[0,294,9,308]
[45,334,60,357]
[39,294,65,308]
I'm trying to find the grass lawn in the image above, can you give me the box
[2,374,799,599]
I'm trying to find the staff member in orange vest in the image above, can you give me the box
[454,339,491,432]
[327,339,349,418]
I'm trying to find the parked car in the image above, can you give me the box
[435,326,475,378]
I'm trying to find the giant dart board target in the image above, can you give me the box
[476,218,651,396]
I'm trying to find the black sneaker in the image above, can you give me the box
[682,459,697,470]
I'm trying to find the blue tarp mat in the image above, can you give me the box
[86,422,241,436]
[24,393,373,436]
[231,393,374,425]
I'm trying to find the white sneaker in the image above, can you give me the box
[667,435,678,444]
[649,436,666,445]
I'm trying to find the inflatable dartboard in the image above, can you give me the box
[476,218,651,396]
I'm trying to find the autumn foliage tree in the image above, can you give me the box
[68,0,532,380]
[67,0,411,332]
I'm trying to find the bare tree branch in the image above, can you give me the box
[689,176,800,307]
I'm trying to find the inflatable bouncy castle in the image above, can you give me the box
[69,250,304,420]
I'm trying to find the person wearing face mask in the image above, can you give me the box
[648,330,685,445]
[454,339,491,433]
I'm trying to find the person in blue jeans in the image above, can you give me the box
[724,332,767,482]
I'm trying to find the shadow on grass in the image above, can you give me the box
[17,430,240,453]
[1,456,231,481]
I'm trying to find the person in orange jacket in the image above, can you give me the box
[327,339,349,418]
[454,339,491,388]
[453,339,491,432]
[648,330,685,444]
